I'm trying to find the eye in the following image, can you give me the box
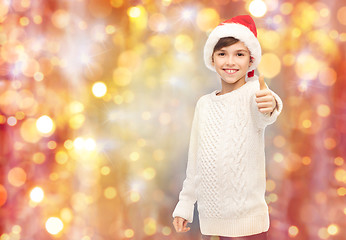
[237,53,245,56]
[218,52,225,56]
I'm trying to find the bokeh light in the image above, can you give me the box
[0,1,345,239]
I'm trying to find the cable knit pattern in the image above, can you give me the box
[173,76,283,237]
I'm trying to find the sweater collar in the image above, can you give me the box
[210,79,255,101]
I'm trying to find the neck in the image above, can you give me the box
[217,76,246,95]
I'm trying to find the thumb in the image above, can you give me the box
[259,75,267,90]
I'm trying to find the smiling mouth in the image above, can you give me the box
[223,69,238,74]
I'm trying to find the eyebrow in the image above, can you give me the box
[216,48,249,52]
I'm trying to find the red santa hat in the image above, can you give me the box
[204,15,261,78]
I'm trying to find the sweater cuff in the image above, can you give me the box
[172,200,195,223]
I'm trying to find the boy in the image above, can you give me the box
[172,15,283,239]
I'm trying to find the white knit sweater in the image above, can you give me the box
[172,77,283,237]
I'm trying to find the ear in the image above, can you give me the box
[249,56,254,67]
[211,56,215,66]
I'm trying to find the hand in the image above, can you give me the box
[255,75,277,114]
[173,217,190,233]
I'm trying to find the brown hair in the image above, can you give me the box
[213,37,239,54]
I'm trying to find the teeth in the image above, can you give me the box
[225,69,237,74]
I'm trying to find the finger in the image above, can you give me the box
[173,219,178,232]
[255,89,271,97]
[257,102,273,108]
[256,95,273,103]
[177,218,184,232]
[259,75,267,90]
[259,107,273,113]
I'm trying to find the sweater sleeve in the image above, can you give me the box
[251,82,283,129]
[172,99,200,223]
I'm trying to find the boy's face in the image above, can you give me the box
[212,41,252,86]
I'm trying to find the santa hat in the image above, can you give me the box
[204,15,261,78]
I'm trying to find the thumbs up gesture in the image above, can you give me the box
[255,75,277,114]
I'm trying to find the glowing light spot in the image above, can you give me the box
[337,187,346,196]
[19,16,30,26]
[8,167,26,187]
[113,67,132,86]
[273,135,286,148]
[30,187,44,203]
[324,137,336,150]
[142,168,156,180]
[288,226,299,237]
[130,152,140,161]
[0,115,6,124]
[337,7,346,25]
[12,225,21,234]
[249,0,267,18]
[258,53,281,79]
[48,140,57,149]
[0,184,7,207]
[174,34,193,53]
[33,72,44,81]
[295,54,320,80]
[148,13,167,32]
[92,82,107,98]
[302,119,312,128]
[335,168,346,183]
[266,179,276,191]
[318,227,329,239]
[64,139,73,150]
[144,218,157,236]
[55,151,68,165]
[127,6,141,18]
[101,166,111,175]
[317,104,330,117]
[51,9,70,29]
[273,153,284,163]
[36,115,55,134]
[302,156,311,165]
[110,0,123,8]
[162,226,171,236]
[334,157,344,166]
[104,187,117,199]
[124,229,134,238]
[69,114,85,129]
[319,67,337,86]
[105,25,116,34]
[84,138,96,151]
[73,137,85,150]
[196,8,220,32]
[60,208,73,223]
[46,217,64,235]
[130,191,140,202]
[7,116,17,126]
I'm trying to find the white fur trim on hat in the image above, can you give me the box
[204,23,261,73]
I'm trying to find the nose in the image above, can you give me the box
[225,55,235,66]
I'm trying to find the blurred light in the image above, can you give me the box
[64,139,74,150]
[129,152,139,161]
[196,8,220,32]
[295,53,320,81]
[324,137,336,150]
[73,137,85,150]
[69,114,85,129]
[124,229,134,238]
[60,208,73,223]
[249,0,267,18]
[7,116,17,126]
[327,224,338,235]
[0,115,6,124]
[273,153,284,163]
[105,25,116,34]
[8,167,26,187]
[48,140,57,150]
[337,187,346,196]
[161,0,171,7]
[162,226,172,236]
[110,0,124,8]
[19,16,30,26]
[148,13,167,32]
[51,9,70,29]
[266,179,276,191]
[92,82,107,98]
[273,135,286,148]
[302,157,311,165]
[319,67,337,86]
[288,226,299,237]
[113,67,132,86]
[142,168,156,180]
[33,15,42,24]
[84,138,96,151]
[32,152,46,164]
[317,104,330,117]
[144,218,157,236]
[101,166,111,175]
[181,8,195,21]
[130,191,140,202]
[174,34,193,53]
[30,187,44,203]
[36,115,55,134]
[335,168,346,183]
[0,184,7,207]
[337,7,346,25]
[318,228,329,239]
[45,217,64,235]
[55,151,68,165]
[69,101,85,114]
[33,72,44,81]
[104,187,117,199]
[334,157,344,166]
[258,53,281,78]
[12,225,21,234]
[127,6,141,18]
